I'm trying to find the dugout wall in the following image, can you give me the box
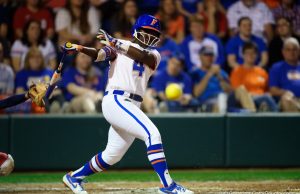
[0,113,300,170]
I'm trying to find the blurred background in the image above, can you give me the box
[0,0,300,171]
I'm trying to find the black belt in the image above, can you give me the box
[104,90,143,102]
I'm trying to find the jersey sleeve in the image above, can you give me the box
[151,49,161,70]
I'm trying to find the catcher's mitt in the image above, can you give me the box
[28,83,48,107]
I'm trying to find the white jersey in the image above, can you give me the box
[105,40,161,97]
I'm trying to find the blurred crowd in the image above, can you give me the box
[0,0,300,114]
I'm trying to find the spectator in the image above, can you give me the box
[151,57,194,112]
[0,0,18,64]
[273,0,300,37]
[0,38,10,66]
[192,46,231,112]
[111,0,138,40]
[181,17,224,71]
[260,0,280,9]
[226,17,268,69]
[196,0,228,39]
[269,37,300,112]
[11,20,57,72]
[156,23,182,73]
[13,0,54,39]
[44,0,66,12]
[230,42,278,112]
[155,0,185,43]
[0,0,16,40]
[176,0,202,18]
[227,0,274,41]
[0,42,14,97]
[61,52,104,113]
[268,17,300,68]
[15,47,52,94]
[55,0,100,46]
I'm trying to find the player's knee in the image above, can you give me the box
[102,150,124,165]
[148,130,162,146]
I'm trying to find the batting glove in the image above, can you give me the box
[61,42,83,54]
[97,29,117,46]
[97,29,130,53]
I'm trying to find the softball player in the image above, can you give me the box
[62,14,193,194]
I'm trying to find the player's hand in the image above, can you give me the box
[61,42,83,54]
[97,29,116,47]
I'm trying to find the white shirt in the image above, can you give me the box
[227,1,274,38]
[0,63,14,94]
[189,38,219,68]
[55,7,100,44]
[11,39,56,69]
[104,40,161,97]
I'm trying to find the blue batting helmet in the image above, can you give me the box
[132,14,161,47]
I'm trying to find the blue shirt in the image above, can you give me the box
[181,0,202,14]
[269,61,300,97]
[151,70,192,95]
[61,67,105,101]
[15,69,53,91]
[157,38,181,72]
[226,34,267,65]
[181,34,225,71]
[192,68,228,102]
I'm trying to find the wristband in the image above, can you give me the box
[113,40,130,54]
[102,46,117,61]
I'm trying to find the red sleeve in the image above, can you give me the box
[218,12,228,33]
[13,8,25,29]
[178,16,185,31]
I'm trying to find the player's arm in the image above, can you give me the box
[66,44,116,62]
[97,30,158,70]
[127,46,157,70]
[0,93,28,109]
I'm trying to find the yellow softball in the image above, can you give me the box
[165,83,183,101]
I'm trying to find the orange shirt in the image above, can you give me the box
[230,65,269,95]
[155,14,185,39]
[260,0,280,9]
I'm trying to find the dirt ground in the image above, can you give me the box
[0,181,300,194]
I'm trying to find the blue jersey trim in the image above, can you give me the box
[114,95,151,145]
